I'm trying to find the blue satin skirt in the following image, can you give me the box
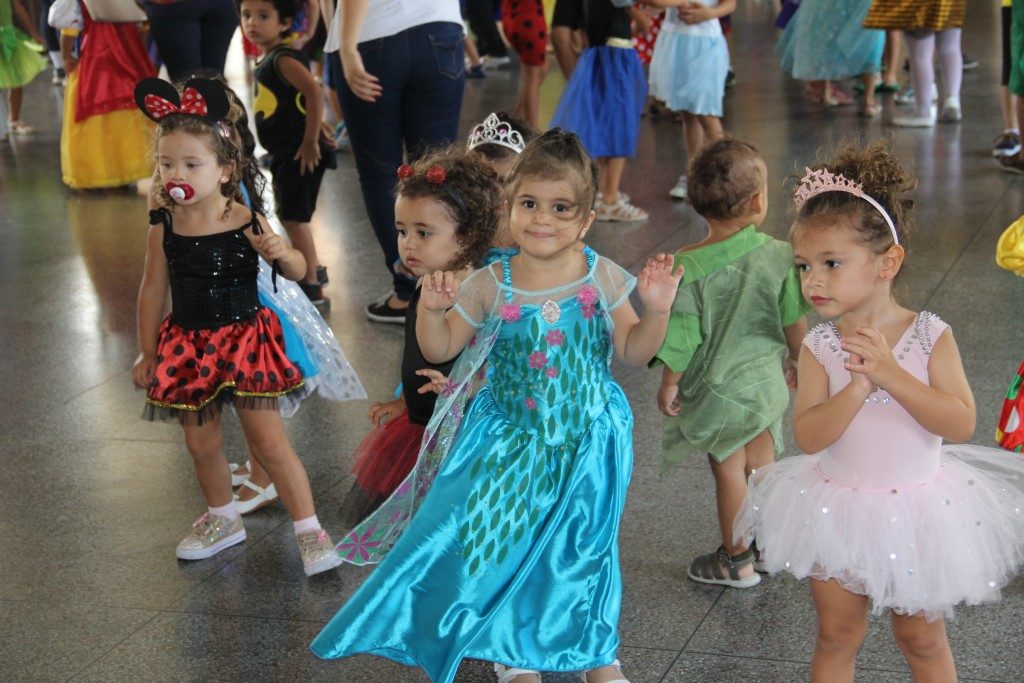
[310,384,634,682]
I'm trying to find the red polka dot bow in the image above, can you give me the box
[143,87,209,120]
[134,77,230,125]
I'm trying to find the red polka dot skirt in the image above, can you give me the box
[502,0,548,67]
[145,307,306,425]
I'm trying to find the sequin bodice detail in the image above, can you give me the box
[156,210,261,331]
[487,255,613,443]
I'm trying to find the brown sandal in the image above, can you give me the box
[687,546,762,588]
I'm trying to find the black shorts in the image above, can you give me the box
[268,143,335,223]
[551,0,583,30]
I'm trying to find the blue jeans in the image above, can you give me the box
[144,0,238,81]
[335,21,465,301]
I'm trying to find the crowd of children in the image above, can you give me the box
[2,0,1023,681]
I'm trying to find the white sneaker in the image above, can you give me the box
[297,529,343,576]
[176,512,246,560]
[669,175,688,200]
[938,97,962,123]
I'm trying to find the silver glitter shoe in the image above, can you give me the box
[175,512,246,560]
[297,529,343,576]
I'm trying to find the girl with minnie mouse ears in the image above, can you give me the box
[131,77,345,576]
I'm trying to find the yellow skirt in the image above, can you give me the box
[60,70,156,190]
[863,0,965,31]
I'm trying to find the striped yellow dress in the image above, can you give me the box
[863,0,965,31]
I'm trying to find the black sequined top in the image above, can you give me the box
[150,209,262,331]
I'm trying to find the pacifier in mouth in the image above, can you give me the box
[165,182,195,201]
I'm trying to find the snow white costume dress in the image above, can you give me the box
[312,249,637,680]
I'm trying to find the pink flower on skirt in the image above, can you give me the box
[581,304,597,320]
[545,366,559,379]
[528,351,548,370]
[524,397,537,410]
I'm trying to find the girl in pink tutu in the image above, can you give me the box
[339,148,499,528]
[738,140,1024,682]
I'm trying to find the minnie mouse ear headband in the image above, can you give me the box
[134,77,233,137]
[794,167,900,247]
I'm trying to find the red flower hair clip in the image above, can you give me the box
[425,165,447,184]
[396,164,414,179]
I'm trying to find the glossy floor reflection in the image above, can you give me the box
[1,3,1022,682]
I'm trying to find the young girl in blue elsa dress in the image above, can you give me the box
[311,130,684,683]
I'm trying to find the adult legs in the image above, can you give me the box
[146,0,204,81]
[198,0,240,75]
[337,36,412,305]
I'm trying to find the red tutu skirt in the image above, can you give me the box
[997,360,1024,453]
[339,410,425,527]
[144,308,306,425]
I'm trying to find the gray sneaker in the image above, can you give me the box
[297,529,343,576]
[176,512,246,560]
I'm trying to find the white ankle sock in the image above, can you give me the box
[209,501,239,520]
[1005,128,1020,135]
[49,51,64,70]
[293,515,321,535]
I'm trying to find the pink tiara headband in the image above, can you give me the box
[794,167,900,247]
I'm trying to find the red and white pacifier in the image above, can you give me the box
[165,182,195,202]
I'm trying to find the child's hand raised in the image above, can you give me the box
[637,253,684,315]
[415,369,449,395]
[842,327,899,389]
[420,271,462,311]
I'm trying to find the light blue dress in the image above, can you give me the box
[311,250,637,682]
[648,1,729,116]
[776,0,884,81]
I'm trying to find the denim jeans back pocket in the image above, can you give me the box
[358,37,385,77]
[428,27,465,81]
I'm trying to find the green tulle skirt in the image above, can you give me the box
[0,26,46,89]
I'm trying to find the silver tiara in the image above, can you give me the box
[467,113,525,154]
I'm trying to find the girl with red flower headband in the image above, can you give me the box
[337,147,500,530]
[131,77,350,577]
[313,129,683,683]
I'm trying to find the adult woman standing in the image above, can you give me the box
[143,0,238,80]
[323,0,465,323]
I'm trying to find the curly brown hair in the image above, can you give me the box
[396,146,500,270]
[152,79,261,219]
[792,138,916,255]
[505,128,598,222]
[688,138,766,220]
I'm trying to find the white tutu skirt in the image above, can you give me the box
[737,445,1024,619]
[648,32,728,116]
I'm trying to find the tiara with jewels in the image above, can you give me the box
[467,113,526,154]
[794,167,900,246]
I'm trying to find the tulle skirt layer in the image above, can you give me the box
[738,445,1024,619]
[339,410,425,528]
[548,46,647,159]
[648,32,728,116]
